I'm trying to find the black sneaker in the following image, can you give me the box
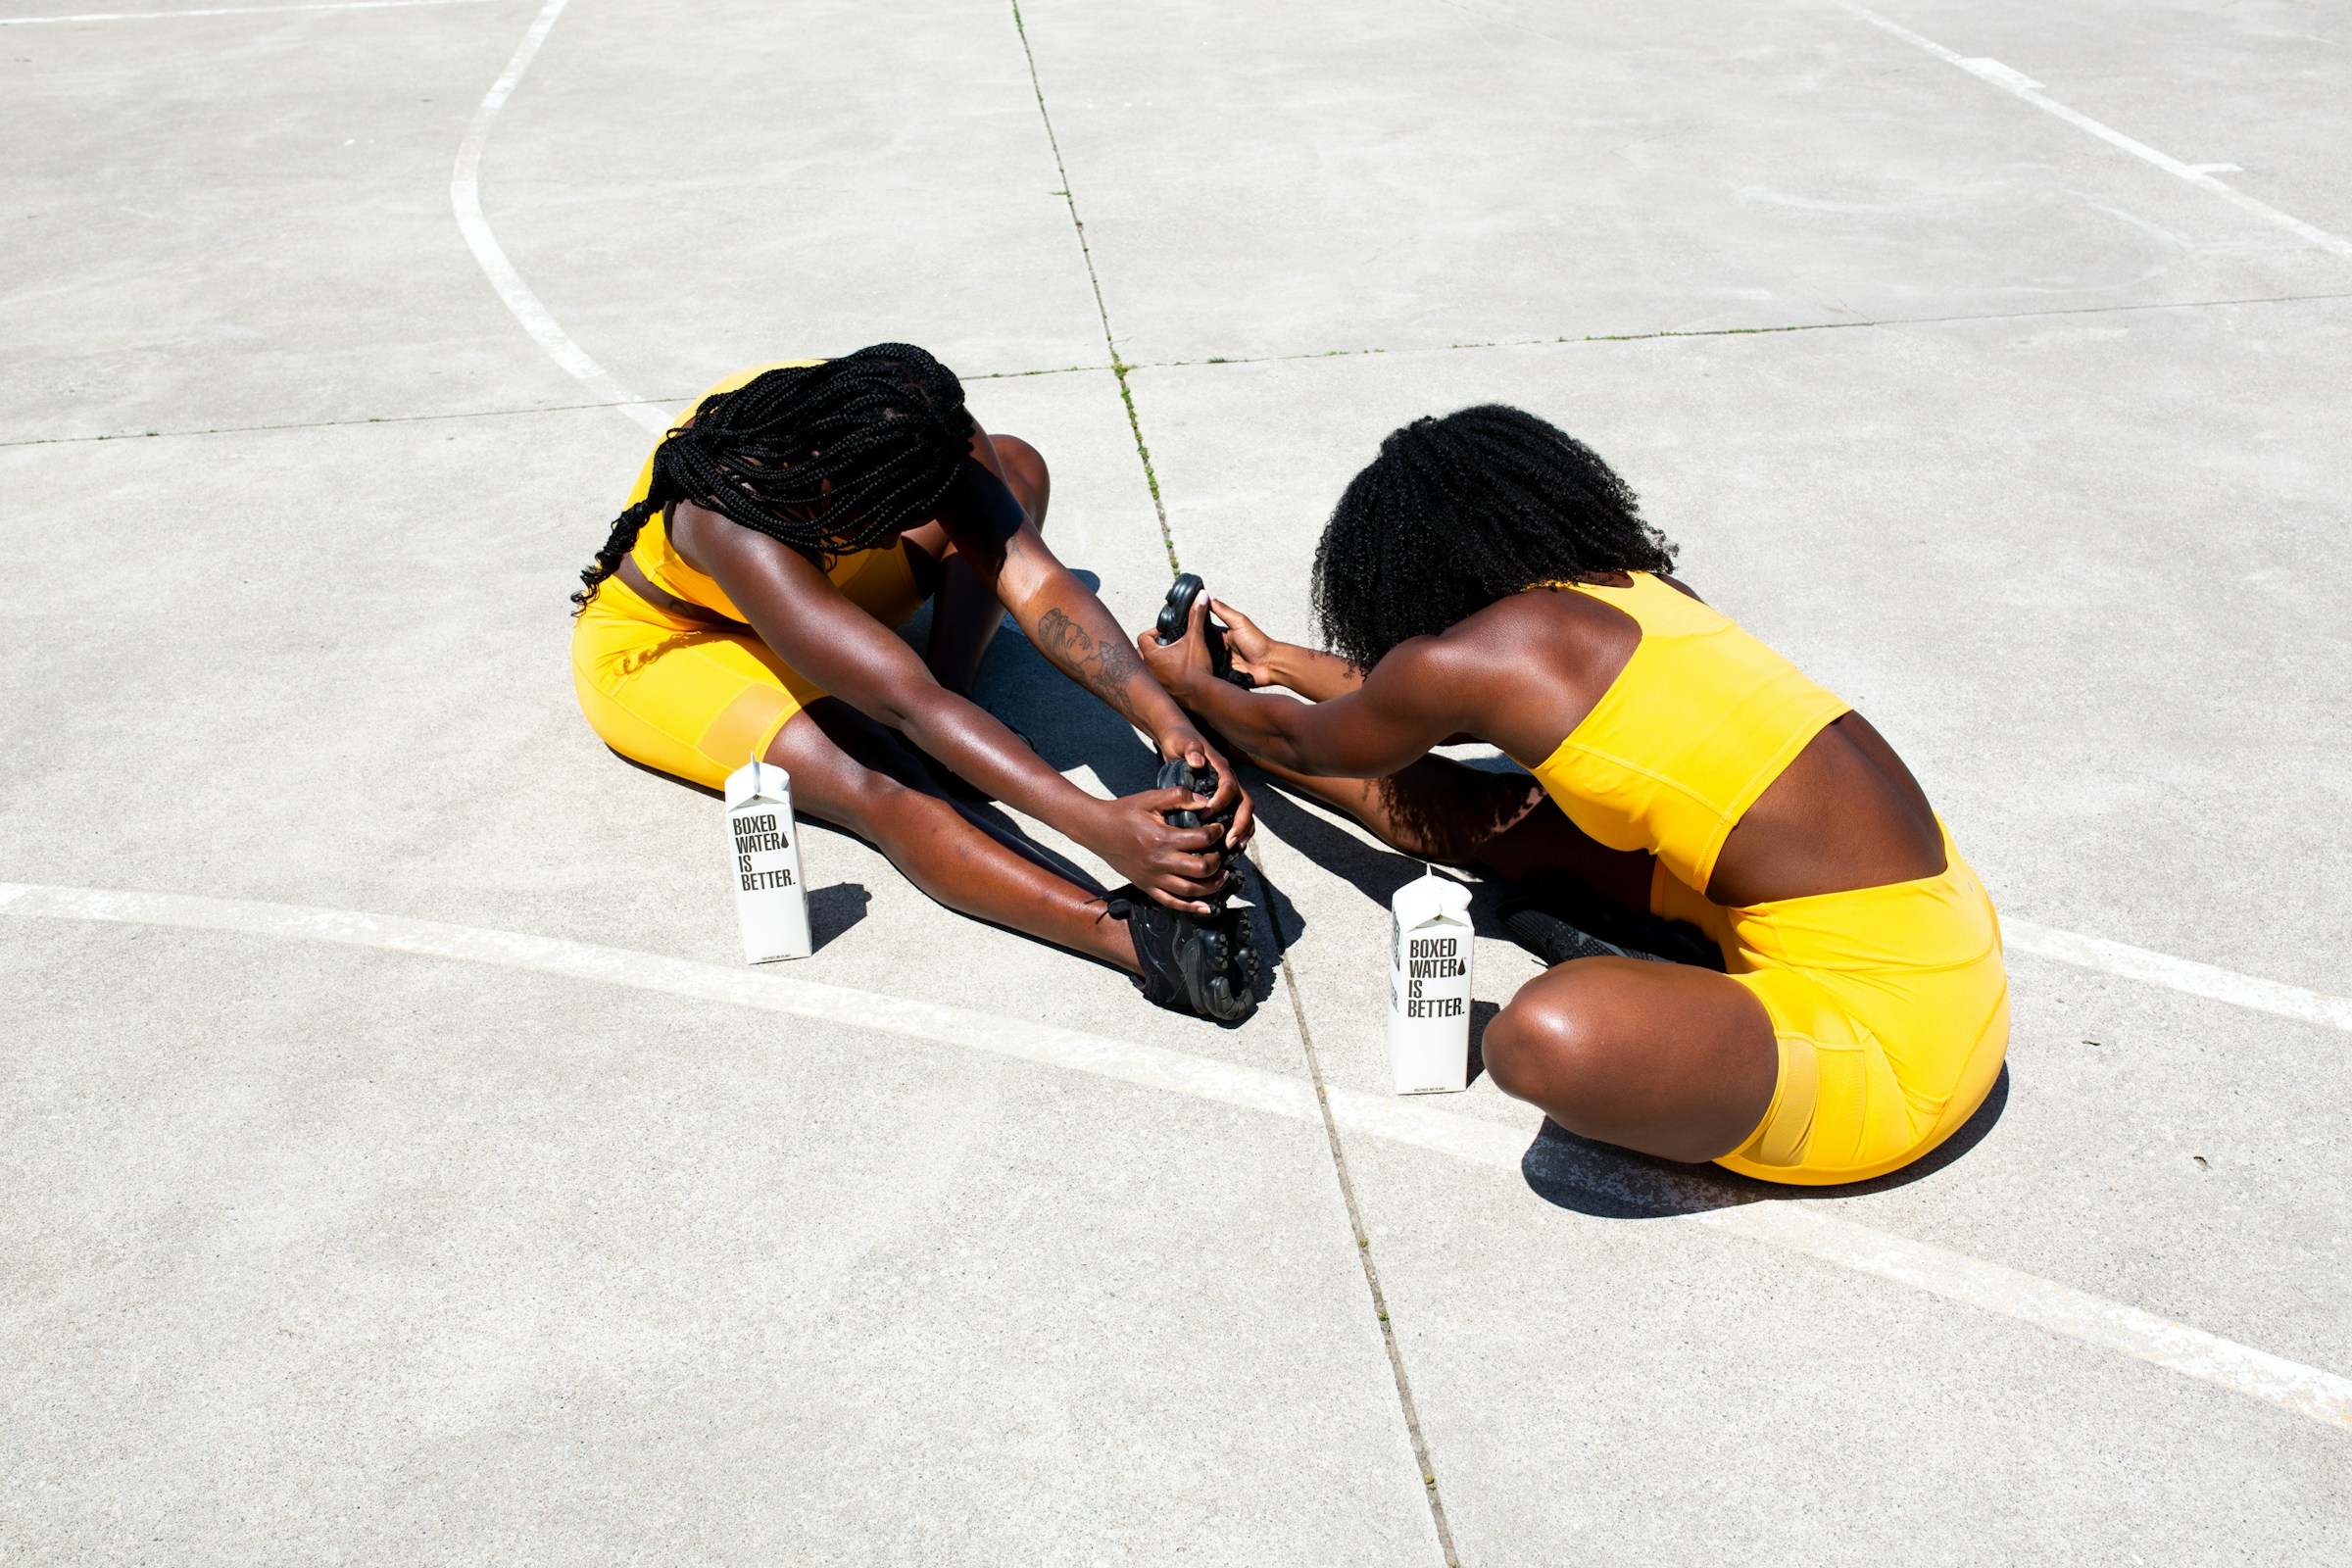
[1155,573,1255,689]
[1156,756,1240,909]
[1108,886,1257,1021]
[1494,883,1726,971]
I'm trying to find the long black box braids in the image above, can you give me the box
[572,343,975,612]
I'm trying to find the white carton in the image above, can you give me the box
[1388,868,1473,1094]
[724,759,811,963]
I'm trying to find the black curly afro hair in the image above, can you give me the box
[1310,404,1677,669]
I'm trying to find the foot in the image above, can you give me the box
[1494,884,1726,971]
[1108,886,1257,1020]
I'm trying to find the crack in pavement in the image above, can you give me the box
[13,289,2349,451]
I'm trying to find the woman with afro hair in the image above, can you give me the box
[572,347,1255,1020]
[1141,404,2006,1182]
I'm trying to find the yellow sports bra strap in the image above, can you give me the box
[1553,572,1722,637]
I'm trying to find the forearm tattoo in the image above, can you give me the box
[1036,608,1150,724]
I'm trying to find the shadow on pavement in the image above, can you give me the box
[807,881,871,952]
[1521,1065,2012,1218]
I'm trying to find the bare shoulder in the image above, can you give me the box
[669,501,823,590]
[664,501,718,570]
[671,501,760,569]
[1430,589,1645,751]
[1458,582,1641,651]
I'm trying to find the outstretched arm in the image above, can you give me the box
[940,458,1252,848]
[678,502,1230,911]
[1140,593,1468,778]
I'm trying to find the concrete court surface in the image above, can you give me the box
[3,0,2348,1560]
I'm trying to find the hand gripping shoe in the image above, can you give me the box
[1155,573,1254,689]
[1156,756,1241,910]
[1105,758,1259,1021]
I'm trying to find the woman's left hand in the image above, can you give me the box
[1157,722,1255,859]
[1137,590,1219,706]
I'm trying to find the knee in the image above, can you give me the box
[775,745,917,843]
[1482,992,1604,1107]
[990,434,1051,525]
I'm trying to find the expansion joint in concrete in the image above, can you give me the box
[1006,0,1182,575]
[1273,937,1462,1565]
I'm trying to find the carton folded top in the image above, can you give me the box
[1393,870,1471,929]
[725,760,793,810]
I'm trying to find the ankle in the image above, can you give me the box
[1089,898,1143,974]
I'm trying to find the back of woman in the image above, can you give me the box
[1140,404,2007,1184]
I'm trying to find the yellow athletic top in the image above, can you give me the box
[623,358,897,622]
[1516,572,1849,893]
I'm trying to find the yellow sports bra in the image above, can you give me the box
[621,358,893,620]
[1517,573,1849,894]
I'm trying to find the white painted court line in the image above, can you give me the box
[6,880,2346,1431]
[1838,1,2352,265]
[450,0,669,434]
[3,0,484,23]
[2007,918,2352,1036]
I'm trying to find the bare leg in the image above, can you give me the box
[1245,751,1653,911]
[769,695,1139,972]
[1483,959,1779,1162]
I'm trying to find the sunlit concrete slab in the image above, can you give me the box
[0,918,1438,1564]
[1017,0,2347,366]
[0,0,582,440]
[487,0,1111,397]
[1846,0,2352,233]
[1348,1123,2350,1565]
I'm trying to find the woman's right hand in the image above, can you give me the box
[1086,787,1233,914]
[1205,596,1281,688]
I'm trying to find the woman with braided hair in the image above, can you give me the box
[572,346,1256,1020]
[1141,404,2008,1182]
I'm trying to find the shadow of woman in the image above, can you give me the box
[1519,1064,2012,1219]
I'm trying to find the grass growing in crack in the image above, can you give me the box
[1110,359,1180,575]
[1010,0,1182,576]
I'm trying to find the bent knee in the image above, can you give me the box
[1482,990,1608,1104]
[990,433,1051,522]
[768,740,924,841]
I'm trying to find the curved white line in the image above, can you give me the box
[451,0,669,433]
[2007,918,2352,1035]
[1838,1,2352,264]
[6,880,2345,1431]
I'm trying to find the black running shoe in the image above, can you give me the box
[1156,756,1240,910]
[1109,886,1257,1021]
[1155,573,1255,689]
[1494,884,1727,972]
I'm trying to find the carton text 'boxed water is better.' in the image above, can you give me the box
[725,759,811,963]
[1389,867,1473,1094]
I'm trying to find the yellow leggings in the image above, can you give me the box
[570,550,929,793]
[1653,822,2010,1185]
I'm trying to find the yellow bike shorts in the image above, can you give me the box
[570,549,927,793]
[1652,821,2009,1186]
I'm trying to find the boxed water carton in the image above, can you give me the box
[724,759,811,963]
[1389,867,1473,1094]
